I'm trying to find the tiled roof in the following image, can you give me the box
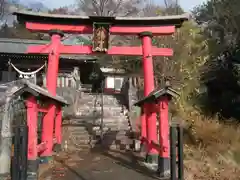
[0,38,97,60]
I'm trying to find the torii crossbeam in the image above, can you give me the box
[13,10,188,177]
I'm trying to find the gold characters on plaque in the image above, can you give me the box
[92,23,109,52]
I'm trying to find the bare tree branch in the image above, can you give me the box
[76,0,143,17]
[0,0,6,20]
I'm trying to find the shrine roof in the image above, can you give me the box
[13,11,189,28]
[134,87,180,107]
[0,79,69,106]
[0,38,97,60]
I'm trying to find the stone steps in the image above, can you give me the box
[66,126,130,136]
[68,135,132,148]
[69,124,130,130]
[63,92,132,150]
[72,112,126,118]
[79,98,121,106]
[64,118,129,127]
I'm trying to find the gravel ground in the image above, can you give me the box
[39,149,163,180]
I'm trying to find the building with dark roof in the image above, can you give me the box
[0,37,99,86]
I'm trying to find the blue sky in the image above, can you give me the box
[179,0,207,11]
[41,0,207,11]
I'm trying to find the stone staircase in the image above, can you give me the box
[62,92,132,151]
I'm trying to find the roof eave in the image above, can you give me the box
[13,11,189,28]
[24,80,69,105]
[8,79,69,106]
[134,87,180,107]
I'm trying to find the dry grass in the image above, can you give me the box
[183,113,240,180]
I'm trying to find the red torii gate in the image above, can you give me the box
[13,11,188,166]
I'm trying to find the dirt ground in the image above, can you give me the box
[39,149,164,180]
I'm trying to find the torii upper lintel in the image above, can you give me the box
[13,10,189,27]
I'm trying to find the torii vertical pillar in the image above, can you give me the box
[158,96,170,177]
[41,30,63,160]
[26,96,38,180]
[140,32,158,164]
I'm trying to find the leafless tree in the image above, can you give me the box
[49,7,70,14]
[0,0,6,19]
[76,0,143,16]
[163,0,181,15]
